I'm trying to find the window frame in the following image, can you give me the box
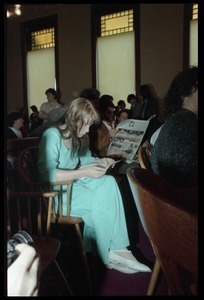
[20,14,60,110]
[91,4,140,94]
[183,3,195,68]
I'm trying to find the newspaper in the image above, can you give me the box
[107,119,149,163]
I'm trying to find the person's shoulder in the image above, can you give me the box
[174,108,195,116]
[167,109,197,126]
[100,121,109,131]
[7,128,17,138]
[40,101,47,106]
[157,109,197,145]
[43,126,60,137]
[39,102,48,108]
[49,105,67,123]
[54,102,62,108]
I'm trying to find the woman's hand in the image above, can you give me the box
[79,163,108,178]
[7,243,40,296]
[98,157,115,166]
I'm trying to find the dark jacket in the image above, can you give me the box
[7,128,18,139]
[141,96,159,120]
[150,109,198,188]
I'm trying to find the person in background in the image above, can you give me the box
[7,243,40,296]
[7,111,24,139]
[139,84,159,120]
[99,97,116,130]
[127,94,143,119]
[134,85,161,144]
[90,97,139,173]
[38,98,151,274]
[99,94,114,106]
[140,113,164,146]
[39,88,62,123]
[80,87,102,156]
[29,88,100,138]
[7,112,25,182]
[19,107,30,137]
[117,99,126,110]
[79,87,101,110]
[150,66,198,189]
[90,98,117,157]
[30,105,43,132]
[115,99,126,114]
[115,108,130,127]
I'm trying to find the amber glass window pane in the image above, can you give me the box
[101,9,133,37]
[31,28,55,51]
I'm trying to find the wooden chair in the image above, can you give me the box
[137,140,152,170]
[15,146,92,295]
[7,189,73,296]
[127,167,198,296]
[7,137,41,191]
[7,137,40,155]
[137,140,160,295]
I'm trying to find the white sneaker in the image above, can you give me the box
[106,261,139,274]
[109,249,151,272]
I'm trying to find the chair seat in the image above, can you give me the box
[33,236,61,271]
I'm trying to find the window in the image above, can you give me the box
[91,4,140,105]
[189,3,198,66]
[192,3,198,20]
[21,14,59,113]
[100,9,134,37]
[31,28,55,51]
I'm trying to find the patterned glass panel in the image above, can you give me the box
[192,3,198,20]
[31,28,55,51]
[101,9,134,37]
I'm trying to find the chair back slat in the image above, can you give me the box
[17,146,75,224]
[17,147,41,190]
[9,145,91,295]
[7,190,58,239]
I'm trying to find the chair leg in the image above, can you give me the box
[75,223,92,295]
[52,259,74,296]
[147,258,160,295]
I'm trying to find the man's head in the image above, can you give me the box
[80,88,100,109]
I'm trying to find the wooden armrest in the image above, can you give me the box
[49,180,72,186]
[7,190,59,198]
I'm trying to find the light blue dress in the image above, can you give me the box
[38,127,130,264]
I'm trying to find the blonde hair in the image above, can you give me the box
[56,98,100,156]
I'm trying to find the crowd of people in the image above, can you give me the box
[6,88,62,139]
[7,84,161,141]
[6,65,198,295]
